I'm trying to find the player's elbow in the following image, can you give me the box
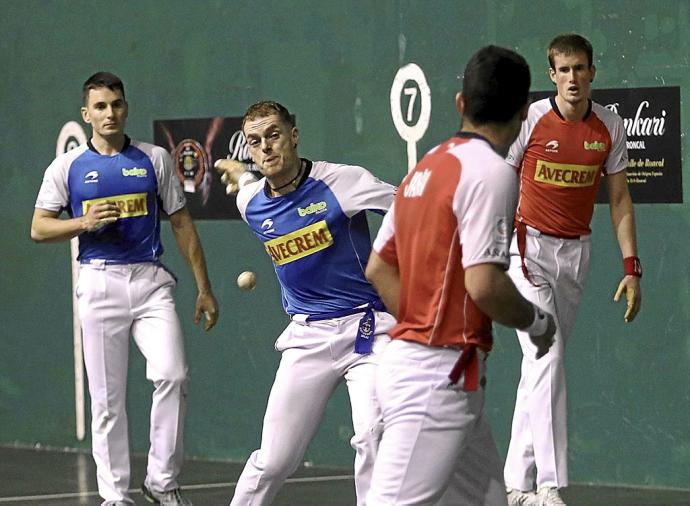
[30,225,47,243]
[365,253,387,288]
[464,264,501,308]
[465,282,494,308]
[364,262,377,285]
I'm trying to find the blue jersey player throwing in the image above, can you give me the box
[31,72,218,506]
[217,101,396,506]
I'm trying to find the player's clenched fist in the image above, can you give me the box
[82,200,120,231]
[215,159,255,194]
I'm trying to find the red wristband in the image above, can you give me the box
[623,256,642,277]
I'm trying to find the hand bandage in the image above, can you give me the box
[521,304,548,336]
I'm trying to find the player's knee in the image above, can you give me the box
[149,364,188,385]
[90,404,125,432]
[151,373,188,398]
[252,448,302,480]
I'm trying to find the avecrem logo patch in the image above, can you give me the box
[82,193,148,218]
[264,220,333,265]
[534,160,599,187]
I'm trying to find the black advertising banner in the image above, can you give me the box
[529,87,682,203]
[153,117,258,219]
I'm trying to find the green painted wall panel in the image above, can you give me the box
[1,0,687,489]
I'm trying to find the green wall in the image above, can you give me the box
[1,0,688,489]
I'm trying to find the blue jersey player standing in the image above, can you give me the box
[31,72,219,506]
[216,101,396,505]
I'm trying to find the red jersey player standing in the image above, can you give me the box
[503,34,642,506]
[365,45,556,506]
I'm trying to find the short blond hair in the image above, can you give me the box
[242,101,295,131]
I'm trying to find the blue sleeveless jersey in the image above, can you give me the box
[236,160,395,315]
[35,137,185,263]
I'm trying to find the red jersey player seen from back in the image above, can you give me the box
[365,45,556,506]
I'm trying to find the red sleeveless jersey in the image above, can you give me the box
[373,133,518,350]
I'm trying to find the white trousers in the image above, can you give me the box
[504,229,590,491]
[230,310,395,506]
[77,262,188,505]
[367,339,507,506]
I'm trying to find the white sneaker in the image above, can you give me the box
[141,484,192,506]
[536,486,567,506]
[506,488,538,506]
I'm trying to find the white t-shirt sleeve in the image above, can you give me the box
[506,99,548,170]
[453,150,518,269]
[235,179,264,223]
[34,146,86,212]
[314,162,395,217]
[152,146,186,215]
[604,113,629,175]
[505,123,528,169]
[372,201,396,258]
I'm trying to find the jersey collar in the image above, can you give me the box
[87,135,131,155]
[550,95,592,121]
[262,158,313,198]
[454,130,496,151]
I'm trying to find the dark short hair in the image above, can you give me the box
[462,45,531,125]
[242,101,296,131]
[82,72,125,104]
[548,33,593,69]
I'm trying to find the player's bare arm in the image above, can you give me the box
[465,263,555,358]
[365,251,400,317]
[30,201,121,243]
[607,171,642,322]
[169,207,219,331]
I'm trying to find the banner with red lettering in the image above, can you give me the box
[153,116,260,219]
[529,87,682,203]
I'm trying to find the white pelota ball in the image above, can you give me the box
[237,271,257,290]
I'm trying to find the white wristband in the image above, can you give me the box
[238,171,258,189]
[522,304,548,335]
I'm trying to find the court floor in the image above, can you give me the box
[1,445,689,505]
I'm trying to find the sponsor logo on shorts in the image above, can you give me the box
[534,160,598,187]
[584,140,607,151]
[82,192,148,218]
[264,220,333,265]
[297,201,327,217]
[121,167,148,177]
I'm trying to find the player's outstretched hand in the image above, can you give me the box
[215,158,249,195]
[529,311,556,360]
[195,291,219,331]
[613,275,641,323]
